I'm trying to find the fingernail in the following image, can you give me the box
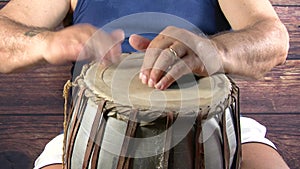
[141,74,148,84]
[139,72,143,79]
[148,79,155,88]
[155,81,163,90]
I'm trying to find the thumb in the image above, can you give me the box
[129,34,151,51]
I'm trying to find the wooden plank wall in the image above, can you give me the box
[235,0,300,168]
[0,0,299,169]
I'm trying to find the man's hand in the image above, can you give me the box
[0,0,125,73]
[129,26,223,90]
[42,24,125,66]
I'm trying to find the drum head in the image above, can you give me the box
[83,53,231,114]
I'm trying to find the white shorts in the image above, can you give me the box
[33,117,276,169]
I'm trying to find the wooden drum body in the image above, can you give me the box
[64,53,241,169]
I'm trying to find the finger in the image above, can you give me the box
[111,29,125,43]
[148,41,189,87]
[148,48,181,87]
[102,44,122,66]
[169,41,187,58]
[91,30,113,57]
[129,34,151,51]
[139,48,162,84]
[148,43,186,87]
[154,56,197,90]
[107,30,125,64]
[140,35,174,84]
[96,29,124,64]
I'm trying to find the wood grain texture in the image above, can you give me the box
[270,0,300,6]
[235,60,300,114]
[0,65,72,115]
[0,115,63,169]
[274,6,300,59]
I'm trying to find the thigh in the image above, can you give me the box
[42,164,62,169]
[241,143,289,169]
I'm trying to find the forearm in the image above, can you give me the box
[0,15,50,73]
[211,18,289,79]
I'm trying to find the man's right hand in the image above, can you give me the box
[0,0,125,73]
[42,24,125,66]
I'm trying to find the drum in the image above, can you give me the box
[63,53,241,169]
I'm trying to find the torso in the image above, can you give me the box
[71,0,230,52]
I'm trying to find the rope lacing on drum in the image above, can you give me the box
[62,80,73,169]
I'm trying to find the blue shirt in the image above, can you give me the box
[73,0,230,52]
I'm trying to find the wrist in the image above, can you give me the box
[209,37,232,75]
[28,29,54,64]
[195,37,227,75]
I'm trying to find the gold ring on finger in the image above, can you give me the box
[169,47,179,60]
